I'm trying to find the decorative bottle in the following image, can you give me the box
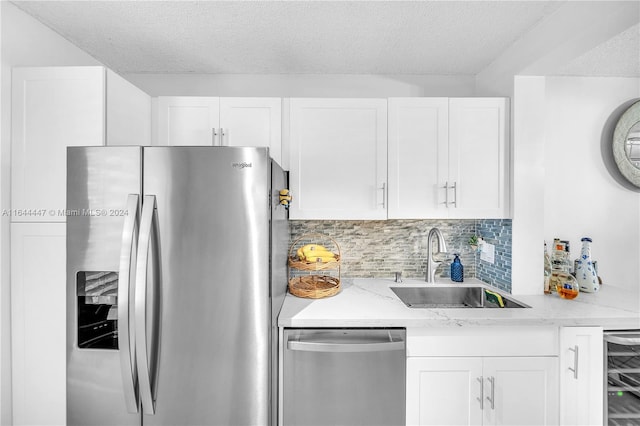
[451,254,464,282]
[543,242,552,294]
[575,237,599,293]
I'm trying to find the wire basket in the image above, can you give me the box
[288,233,341,299]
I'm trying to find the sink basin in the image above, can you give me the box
[390,285,530,309]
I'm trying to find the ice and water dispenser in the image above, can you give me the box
[76,271,119,349]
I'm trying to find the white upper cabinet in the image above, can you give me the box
[448,98,509,218]
[388,97,509,219]
[288,98,388,220]
[219,98,282,164]
[388,98,449,218]
[155,96,220,146]
[11,66,150,222]
[154,96,282,164]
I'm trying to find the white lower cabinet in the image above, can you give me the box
[407,356,558,426]
[407,357,483,425]
[406,327,559,426]
[559,327,603,426]
[11,223,66,426]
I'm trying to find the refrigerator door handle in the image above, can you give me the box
[135,195,160,415]
[117,194,140,413]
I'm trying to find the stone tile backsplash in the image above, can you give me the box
[289,219,513,292]
[476,219,513,292]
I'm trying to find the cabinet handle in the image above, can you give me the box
[451,181,458,208]
[379,183,386,208]
[212,128,218,145]
[568,345,579,379]
[477,376,484,409]
[443,182,449,206]
[220,128,226,146]
[486,376,495,410]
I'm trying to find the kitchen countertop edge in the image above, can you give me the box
[278,278,640,330]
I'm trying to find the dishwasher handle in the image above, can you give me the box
[287,336,405,353]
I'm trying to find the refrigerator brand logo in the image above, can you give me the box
[232,162,253,169]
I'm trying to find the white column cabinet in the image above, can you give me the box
[154,96,282,164]
[10,66,149,425]
[288,98,388,220]
[11,66,150,222]
[11,223,66,426]
[559,327,603,426]
[407,356,558,426]
[388,97,509,219]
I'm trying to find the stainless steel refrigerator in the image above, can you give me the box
[66,146,289,426]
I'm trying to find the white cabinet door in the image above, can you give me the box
[560,327,603,426]
[11,67,105,222]
[407,356,558,426]
[449,98,509,219]
[388,97,509,219]
[482,357,558,426]
[407,357,483,426]
[11,223,66,426]
[219,97,282,165]
[289,98,387,220]
[388,98,449,219]
[156,96,220,146]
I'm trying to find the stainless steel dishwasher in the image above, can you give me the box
[283,328,406,426]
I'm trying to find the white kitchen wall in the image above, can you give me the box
[125,73,477,98]
[512,75,640,295]
[0,3,101,425]
[544,76,640,292]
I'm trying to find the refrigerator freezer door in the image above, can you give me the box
[67,146,142,426]
[142,147,272,425]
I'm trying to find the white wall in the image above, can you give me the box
[0,3,101,424]
[512,76,640,295]
[511,76,547,295]
[544,77,640,291]
[125,73,477,97]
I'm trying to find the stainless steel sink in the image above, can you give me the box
[390,285,530,309]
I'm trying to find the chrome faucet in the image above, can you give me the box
[426,227,448,283]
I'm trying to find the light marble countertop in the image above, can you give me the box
[278,278,640,330]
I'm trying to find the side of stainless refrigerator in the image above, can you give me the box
[67,146,289,426]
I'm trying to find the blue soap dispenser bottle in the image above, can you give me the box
[451,254,464,282]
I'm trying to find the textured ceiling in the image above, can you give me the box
[10,0,640,76]
[557,23,640,77]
